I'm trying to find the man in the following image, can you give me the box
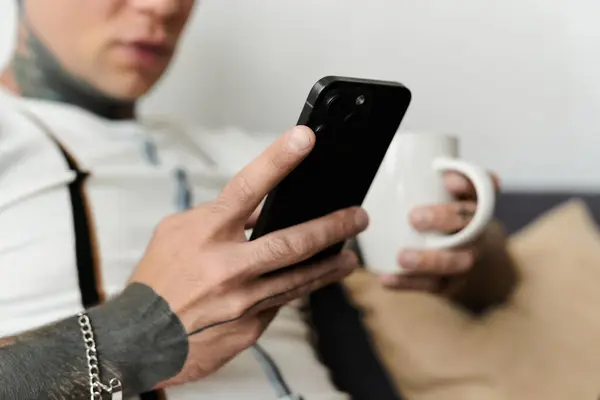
[0,0,503,399]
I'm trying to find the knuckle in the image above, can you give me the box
[229,250,256,278]
[210,196,232,215]
[264,235,306,260]
[453,202,476,220]
[212,267,233,289]
[434,252,454,272]
[215,257,248,287]
[225,295,249,321]
[233,174,256,204]
[328,208,356,239]
[437,250,474,273]
[208,252,242,288]
[464,201,477,212]
[218,175,256,208]
[290,236,312,256]
[264,236,290,259]
[340,208,359,234]
[430,205,448,222]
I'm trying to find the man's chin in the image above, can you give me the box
[93,69,163,102]
[100,79,155,102]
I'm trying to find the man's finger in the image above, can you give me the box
[409,201,477,232]
[247,207,369,275]
[378,274,440,292]
[217,126,315,221]
[397,248,476,275]
[245,250,359,313]
[444,171,500,198]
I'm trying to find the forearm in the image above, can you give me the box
[450,221,519,314]
[0,283,188,399]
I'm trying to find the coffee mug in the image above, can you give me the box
[357,132,496,275]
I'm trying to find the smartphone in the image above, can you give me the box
[250,76,412,269]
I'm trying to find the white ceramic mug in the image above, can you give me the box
[357,132,496,275]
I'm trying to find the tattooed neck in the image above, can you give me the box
[0,18,135,120]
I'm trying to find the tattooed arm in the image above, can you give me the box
[0,283,188,399]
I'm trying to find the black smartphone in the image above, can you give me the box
[250,76,412,269]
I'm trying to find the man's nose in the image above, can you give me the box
[129,0,183,17]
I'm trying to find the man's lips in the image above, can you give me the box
[130,40,172,55]
[117,40,173,69]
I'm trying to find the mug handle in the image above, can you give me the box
[424,156,496,249]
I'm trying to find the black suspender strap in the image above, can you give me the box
[19,109,165,400]
[54,142,103,307]
[19,109,104,308]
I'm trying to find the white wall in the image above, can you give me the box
[2,0,600,190]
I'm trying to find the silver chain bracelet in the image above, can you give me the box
[77,312,124,400]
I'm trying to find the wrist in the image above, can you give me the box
[450,222,517,313]
[0,283,187,399]
[87,283,189,396]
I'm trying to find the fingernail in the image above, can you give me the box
[354,208,370,230]
[446,173,469,192]
[410,208,433,228]
[399,251,421,270]
[287,127,312,152]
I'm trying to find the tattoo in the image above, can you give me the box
[458,207,475,221]
[189,266,344,336]
[0,337,15,348]
[0,283,188,399]
[3,15,135,120]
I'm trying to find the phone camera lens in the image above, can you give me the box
[356,95,366,106]
[326,94,346,119]
[327,94,341,108]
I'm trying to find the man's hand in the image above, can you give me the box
[130,125,369,388]
[0,126,368,400]
[378,171,500,293]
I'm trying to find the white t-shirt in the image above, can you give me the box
[0,88,348,400]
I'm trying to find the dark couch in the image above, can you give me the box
[495,191,600,234]
[309,191,600,400]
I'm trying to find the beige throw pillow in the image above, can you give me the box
[344,199,600,400]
